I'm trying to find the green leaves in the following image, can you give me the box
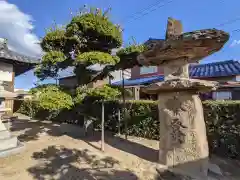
[41,28,66,52]
[38,6,123,85]
[34,51,66,81]
[75,51,119,65]
[74,85,92,104]
[115,44,146,69]
[116,44,146,57]
[34,64,57,81]
[74,85,121,104]
[66,8,122,51]
[42,51,66,65]
[37,86,73,111]
[89,85,121,100]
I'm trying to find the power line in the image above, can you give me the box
[216,17,240,28]
[122,0,176,25]
[127,0,175,23]
[121,0,238,29]
[121,0,229,26]
[121,0,166,22]
[120,0,237,33]
[122,0,240,36]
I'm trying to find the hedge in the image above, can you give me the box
[15,99,240,159]
[203,101,240,158]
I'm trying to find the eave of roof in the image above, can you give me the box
[0,39,40,76]
[0,49,40,64]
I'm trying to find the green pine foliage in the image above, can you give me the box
[36,6,122,84]
[75,51,119,65]
[66,9,122,52]
[34,51,67,81]
[41,28,66,52]
[116,44,146,57]
[74,85,121,104]
[34,5,124,108]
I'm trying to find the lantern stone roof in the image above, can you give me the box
[0,38,40,76]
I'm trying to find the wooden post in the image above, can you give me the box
[118,108,121,135]
[121,70,127,140]
[101,101,105,152]
[30,101,33,118]
[8,69,15,115]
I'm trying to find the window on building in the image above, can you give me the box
[140,66,157,75]
[236,76,240,81]
[212,91,232,100]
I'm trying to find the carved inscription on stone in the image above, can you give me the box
[160,94,207,168]
[163,96,195,147]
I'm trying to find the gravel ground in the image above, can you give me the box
[0,114,240,180]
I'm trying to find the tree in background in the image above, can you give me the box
[35,6,122,88]
[31,6,125,125]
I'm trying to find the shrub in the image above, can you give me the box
[38,86,73,111]
[16,99,240,159]
[74,85,121,104]
[83,100,240,159]
[203,101,240,158]
[16,100,40,118]
[17,85,73,120]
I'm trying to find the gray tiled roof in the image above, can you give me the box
[189,60,240,78]
[111,60,240,86]
[0,39,40,64]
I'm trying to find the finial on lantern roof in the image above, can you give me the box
[166,17,183,39]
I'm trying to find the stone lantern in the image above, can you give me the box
[0,38,39,157]
[0,81,24,157]
[138,18,229,179]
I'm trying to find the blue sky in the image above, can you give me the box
[4,0,240,89]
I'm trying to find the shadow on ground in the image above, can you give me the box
[9,115,158,163]
[9,117,63,142]
[9,115,240,179]
[82,132,158,163]
[27,145,140,180]
[27,146,238,180]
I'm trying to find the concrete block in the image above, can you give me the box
[0,140,24,158]
[0,130,10,139]
[0,136,18,151]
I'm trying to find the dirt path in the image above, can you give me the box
[0,114,240,180]
[0,114,160,180]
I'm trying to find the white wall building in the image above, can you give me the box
[110,69,131,83]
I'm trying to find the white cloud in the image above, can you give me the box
[0,1,42,57]
[230,40,240,47]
